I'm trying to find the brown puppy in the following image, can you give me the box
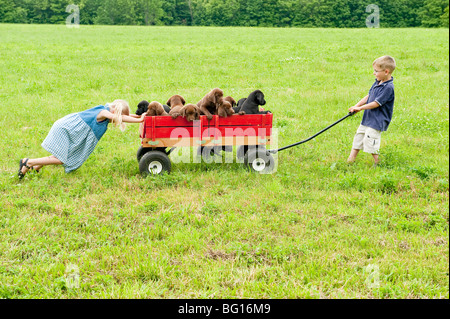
[181,103,201,122]
[169,105,184,119]
[223,96,236,107]
[197,88,223,120]
[224,96,245,115]
[217,100,235,118]
[169,103,200,122]
[146,101,169,116]
[167,94,186,109]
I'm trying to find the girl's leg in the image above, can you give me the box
[20,156,63,175]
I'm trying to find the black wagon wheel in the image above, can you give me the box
[243,148,275,174]
[236,145,266,163]
[197,146,216,163]
[137,146,167,163]
[139,150,171,176]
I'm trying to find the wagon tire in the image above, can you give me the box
[139,151,171,176]
[237,145,266,163]
[243,148,275,174]
[137,146,167,162]
[197,146,215,163]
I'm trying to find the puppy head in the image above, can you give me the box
[136,100,149,115]
[223,96,236,107]
[218,101,234,117]
[146,101,165,116]
[255,90,266,106]
[181,104,200,122]
[210,88,224,104]
[166,94,186,107]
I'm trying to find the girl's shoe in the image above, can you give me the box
[18,158,31,179]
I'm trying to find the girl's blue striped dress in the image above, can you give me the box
[41,105,110,173]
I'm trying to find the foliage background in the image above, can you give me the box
[0,0,449,27]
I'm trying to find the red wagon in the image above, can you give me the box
[137,113,275,175]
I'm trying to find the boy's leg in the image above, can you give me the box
[347,149,360,163]
[362,127,381,165]
[372,154,379,165]
[348,125,365,163]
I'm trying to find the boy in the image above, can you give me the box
[347,55,396,166]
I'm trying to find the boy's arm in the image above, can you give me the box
[349,101,379,113]
[354,95,369,107]
[349,95,378,113]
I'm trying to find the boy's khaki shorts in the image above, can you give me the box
[352,124,381,154]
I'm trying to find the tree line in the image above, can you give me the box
[0,0,448,27]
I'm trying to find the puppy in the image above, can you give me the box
[233,98,247,114]
[146,101,169,116]
[217,100,235,118]
[136,100,150,115]
[162,104,171,113]
[223,96,236,107]
[197,88,223,120]
[181,103,201,122]
[167,94,185,109]
[238,90,271,115]
[170,103,200,122]
[136,100,170,115]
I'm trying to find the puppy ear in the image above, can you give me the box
[166,97,171,106]
[195,109,200,120]
[260,93,266,105]
[180,106,186,118]
[218,106,226,118]
[181,96,186,105]
[157,104,165,115]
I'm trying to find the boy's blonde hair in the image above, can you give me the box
[373,56,396,74]
[109,99,130,131]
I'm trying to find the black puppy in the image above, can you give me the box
[136,100,171,115]
[238,90,271,114]
[136,100,149,115]
[233,98,247,113]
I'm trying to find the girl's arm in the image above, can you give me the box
[97,110,145,123]
[122,114,145,123]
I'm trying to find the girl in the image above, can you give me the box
[18,99,144,179]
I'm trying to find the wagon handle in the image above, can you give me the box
[267,112,355,154]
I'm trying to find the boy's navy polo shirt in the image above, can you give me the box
[361,77,395,131]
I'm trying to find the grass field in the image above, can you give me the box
[0,24,448,299]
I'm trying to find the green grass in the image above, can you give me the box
[0,24,448,299]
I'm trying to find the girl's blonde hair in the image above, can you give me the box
[109,99,130,132]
